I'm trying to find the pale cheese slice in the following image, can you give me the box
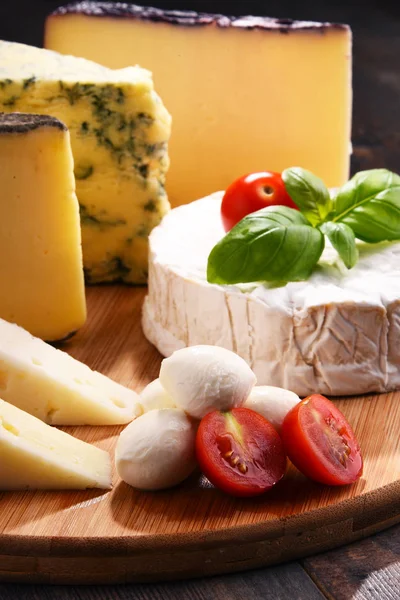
[0,399,111,490]
[0,318,142,425]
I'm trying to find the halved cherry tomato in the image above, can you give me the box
[196,407,287,497]
[281,394,363,486]
[221,171,298,232]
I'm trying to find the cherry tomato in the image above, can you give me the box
[221,171,298,232]
[281,394,363,486]
[196,407,287,497]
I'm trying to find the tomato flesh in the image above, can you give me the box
[281,394,363,486]
[196,407,287,497]
[221,171,298,232]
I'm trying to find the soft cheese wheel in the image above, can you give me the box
[45,2,352,203]
[140,378,176,412]
[115,408,197,490]
[0,317,141,426]
[0,113,86,341]
[159,345,256,419]
[142,194,400,397]
[244,386,300,432]
[0,39,171,283]
[0,399,111,490]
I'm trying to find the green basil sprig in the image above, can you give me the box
[207,167,400,285]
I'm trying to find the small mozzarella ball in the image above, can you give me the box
[159,345,256,419]
[140,378,175,413]
[244,386,300,432]
[115,408,197,491]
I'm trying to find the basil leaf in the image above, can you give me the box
[332,170,400,242]
[338,186,400,243]
[282,167,332,227]
[207,206,325,284]
[333,169,400,221]
[320,221,358,269]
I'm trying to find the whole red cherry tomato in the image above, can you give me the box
[281,394,363,486]
[221,171,298,232]
[196,407,287,497]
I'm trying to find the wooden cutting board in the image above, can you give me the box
[0,286,399,585]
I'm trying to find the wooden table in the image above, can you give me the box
[0,524,399,599]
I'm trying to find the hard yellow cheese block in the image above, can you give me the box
[0,40,171,283]
[0,113,86,341]
[45,3,352,205]
[0,399,111,490]
[0,317,142,425]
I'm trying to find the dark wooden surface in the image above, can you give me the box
[0,524,399,598]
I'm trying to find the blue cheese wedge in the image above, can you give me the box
[0,39,171,283]
[0,318,142,426]
[0,399,112,490]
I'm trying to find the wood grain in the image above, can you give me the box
[0,286,399,584]
[303,523,400,600]
[0,563,326,600]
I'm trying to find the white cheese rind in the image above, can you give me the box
[142,194,400,397]
[0,318,141,425]
[0,399,111,490]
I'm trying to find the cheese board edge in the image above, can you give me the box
[0,479,399,584]
[0,286,400,584]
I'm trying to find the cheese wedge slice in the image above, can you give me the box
[0,318,142,426]
[0,39,171,283]
[45,3,352,205]
[0,113,86,342]
[0,399,111,490]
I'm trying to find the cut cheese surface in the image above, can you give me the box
[0,39,171,283]
[0,318,142,425]
[0,399,111,490]
[143,194,400,397]
[0,113,86,341]
[46,3,352,205]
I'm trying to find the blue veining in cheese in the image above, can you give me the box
[0,40,171,283]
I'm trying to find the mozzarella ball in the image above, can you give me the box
[140,378,175,413]
[159,345,256,419]
[244,386,300,432]
[115,408,197,490]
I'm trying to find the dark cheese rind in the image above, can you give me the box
[0,112,67,134]
[50,2,348,32]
